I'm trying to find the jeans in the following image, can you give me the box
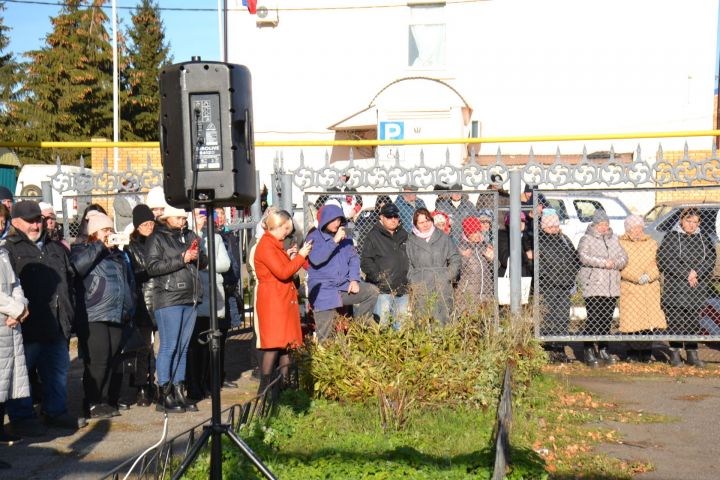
[155,305,197,386]
[374,294,409,330]
[7,338,70,420]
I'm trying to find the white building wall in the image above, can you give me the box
[227,0,719,187]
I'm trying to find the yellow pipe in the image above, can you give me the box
[1,129,719,149]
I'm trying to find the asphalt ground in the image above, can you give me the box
[0,333,259,480]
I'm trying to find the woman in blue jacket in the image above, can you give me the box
[71,213,134,419]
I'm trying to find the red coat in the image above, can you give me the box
[254,232,306,349]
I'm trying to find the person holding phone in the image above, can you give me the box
[70,213,134,419]
[146,205,207,413]
[253,210,312,392]
[306,204,379,341]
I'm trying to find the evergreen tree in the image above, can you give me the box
[8,0,113,161]
[122,0,171,141]
[0,1,20,137]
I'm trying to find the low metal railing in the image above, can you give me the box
[101,375,282,480]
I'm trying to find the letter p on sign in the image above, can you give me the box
[379,121,404,140]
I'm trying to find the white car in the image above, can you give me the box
[541,192,630,247]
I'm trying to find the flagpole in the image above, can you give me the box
[112,0,119,171]
[217,0,224,61]
[223,0,228,62]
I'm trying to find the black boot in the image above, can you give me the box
[597,347,617,366]
[173,383,198,412]
[669,348,683,368]
[155,383,184,413]
[584,347,599,368]
[135,385,152,407]
[686,350,705,368]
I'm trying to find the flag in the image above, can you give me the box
[243,0,257,14]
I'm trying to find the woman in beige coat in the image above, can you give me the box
[618,215,666,361]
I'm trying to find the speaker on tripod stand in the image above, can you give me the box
[159,58,275,480]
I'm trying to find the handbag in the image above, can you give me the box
[497,258,532,305]
[120,322,147,356]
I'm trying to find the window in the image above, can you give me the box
[574,200,603,223]
[408,5,446,68]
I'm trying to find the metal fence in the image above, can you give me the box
[30,142,720,343]
[536,186,720,343]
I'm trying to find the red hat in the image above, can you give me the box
[462,217,483,236]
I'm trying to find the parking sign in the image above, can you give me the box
[379,121,404,140]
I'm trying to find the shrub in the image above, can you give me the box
[296,302,545,429]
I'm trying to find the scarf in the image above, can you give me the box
[412,225,435,242]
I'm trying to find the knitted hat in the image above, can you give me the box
[132,204,155,229]
[87,213,114,236]
[38,202,54,213]
[624,214,644,230]
[0,186,13,201]
[591,209,609,225]
[146,186,167,209]
[462,217,484,236]
[504,212,526,226]
[541,214,560,229]
[160,205,188,219]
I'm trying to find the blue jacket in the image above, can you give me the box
[307,204,361,312]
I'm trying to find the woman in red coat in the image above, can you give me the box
[253,210,312,391]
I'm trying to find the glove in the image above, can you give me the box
[638,274,650,285]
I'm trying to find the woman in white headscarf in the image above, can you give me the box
[618,215,666,362]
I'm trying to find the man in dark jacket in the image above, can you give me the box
[5,201,86,436]
[360,203,409,329]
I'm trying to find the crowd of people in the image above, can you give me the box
[0,187,247,462]
[1,178,717,467]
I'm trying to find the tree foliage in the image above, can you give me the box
[122,0,171,141]
[0,1,19,137]
[6,0,113,162]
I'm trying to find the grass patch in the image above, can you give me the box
[179,389,545,479]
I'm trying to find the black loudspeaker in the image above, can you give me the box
[159,59,256,208]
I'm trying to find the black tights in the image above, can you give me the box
[260,348,291,380]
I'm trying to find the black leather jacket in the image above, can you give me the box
[4,230,75,343]
[125,235,155,328]
[145,223,207,311]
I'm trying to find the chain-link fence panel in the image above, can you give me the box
[535,187,720,343]
[302,189,500,324]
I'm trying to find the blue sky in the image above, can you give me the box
[3,0,223,64]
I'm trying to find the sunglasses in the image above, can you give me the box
[384,214,400,219]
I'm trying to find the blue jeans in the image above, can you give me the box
[155,305,197,386]
[7,338,70,420]
[374,294,409,330]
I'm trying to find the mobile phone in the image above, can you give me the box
[305,239,314,246]
[189,238,199,251]
[108,233,129,246]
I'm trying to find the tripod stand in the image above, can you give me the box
[172,200,276,480]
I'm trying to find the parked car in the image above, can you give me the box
[644,200,720,243]
[541,192,631,246]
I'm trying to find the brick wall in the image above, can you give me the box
[89,138,162,216]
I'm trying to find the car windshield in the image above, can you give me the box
[644,205,673,223]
